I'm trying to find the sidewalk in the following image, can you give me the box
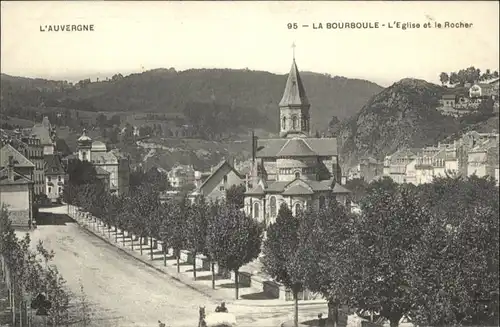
[67,205,327,309]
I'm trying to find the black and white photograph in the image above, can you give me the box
[0,1,499,327]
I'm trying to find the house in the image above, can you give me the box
[467,136,499,179]
[383,148,419,184]
[0,156,34,228]
[44,154,67,203]
[469,81,499,100]
[168,164,195,189]
[243,58,350,227]
[190,159,245,204]
[440,94,456,107]
[74,130,130,195]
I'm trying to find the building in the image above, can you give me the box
[243,58,351,227]
[190,159,245,203]
[0,154,34,228]
[168,164,196,189]
[467,136,499,179]
[440,94,456,108]
[74,130,130,195]
[44,154,67,203]
[383,131,499,185]
[1,131,46,195]
[383,149,419,184]
[31,116,56,155]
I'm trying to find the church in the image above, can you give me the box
[244,58,351,227]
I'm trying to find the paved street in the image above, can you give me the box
[16,206,329,327]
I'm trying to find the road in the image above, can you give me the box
[17,206,329,327]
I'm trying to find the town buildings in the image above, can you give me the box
[72,129,130,195]
[243,58,351,227]
[438,78,500,117]
[383,131,500,186]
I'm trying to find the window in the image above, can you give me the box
[48,187,52,193]
[47,176,51,182]
[219,185,225,191]
[223,175,228,184]
[319,195,326,209]
[294,203,302,215]
[253,202,260,218]
[58,187,62,194]
[282,116,287,130]
[58,176,62,182]
[295,171,301,179]
[270,196,277,217]
[292,116,298,129]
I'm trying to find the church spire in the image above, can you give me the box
[279,58,310,107]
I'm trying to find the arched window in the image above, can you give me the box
[294,203,302,215]
[292,116,298,129]
[294,171,301,179]
[253,202,260,219]
[282,116,287,130]
[319,195,326,209]
[270,196,277,217]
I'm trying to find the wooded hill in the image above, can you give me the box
[0,69,383,133]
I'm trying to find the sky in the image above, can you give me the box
[1,1,499,87]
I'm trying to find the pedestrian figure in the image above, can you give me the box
[215,301,228,313]
[318,313,326,327]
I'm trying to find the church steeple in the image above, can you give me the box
[279,55,311,138]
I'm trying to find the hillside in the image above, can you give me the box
[0,69,383,132]
[338,78,499,168]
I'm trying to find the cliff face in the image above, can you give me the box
[339,78,463,167]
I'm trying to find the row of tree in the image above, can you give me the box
[64,161,257,300]
[439,67,499,86]
[0,206,90,326]
[262,176,499,327]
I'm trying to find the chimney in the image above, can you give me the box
[7,155,15,181]
[251,131,258,163]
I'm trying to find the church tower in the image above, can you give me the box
[279,58,311,138]
[77,129,92,162]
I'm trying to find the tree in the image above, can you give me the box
[207,203,263,299]
[439,72,449,85]
[185,199,209,280]
[493,71,499,78]
[449,72,460,85]
[349,183,431,327]
[262,204,303,327]
[344,177,369,204]
[167,197,187,273]
[409,176,499,326]
[225,184,246,209]
[299,200,357,326]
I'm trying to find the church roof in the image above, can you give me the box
[276,138,316,157]
[282,183,314,195]
[256,137,337,158]
[261,178,350,194]
[279,59,310,107]
[91,141,107,152]
[0,144,35,168]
